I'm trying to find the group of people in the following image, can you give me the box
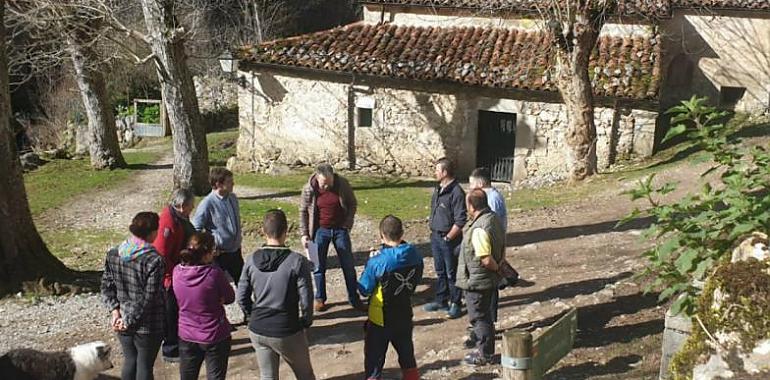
[101,158,512,380]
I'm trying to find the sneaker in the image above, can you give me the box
[423,302,449,312]
[447,303,462,319]
[314,300,328,312]
[162,355,180,363]
[463,351,492,366]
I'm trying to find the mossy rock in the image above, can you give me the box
[669,258,770,379]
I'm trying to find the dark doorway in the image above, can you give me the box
[477,110,516,182]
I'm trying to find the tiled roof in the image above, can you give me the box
[360,0,672,18]
[671,0,770,10]
[239,22,661,101]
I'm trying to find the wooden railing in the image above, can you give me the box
[502,308,578,379]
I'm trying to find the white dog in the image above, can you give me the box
[0,341,113,380]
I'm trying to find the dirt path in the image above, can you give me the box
[37,147,174,231]
[3,155,714,379]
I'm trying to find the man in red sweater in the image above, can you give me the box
[154,188,195,362]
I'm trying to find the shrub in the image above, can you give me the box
[622,96,770,316]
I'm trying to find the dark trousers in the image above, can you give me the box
[430,231,462,305]
[491,288,499,322]
[179,338,231,380]
[313,227,360,305]
[364,321,417,380]
[162,287,179,358]
[117,333,162,380]
[465,289,495,357]
[215,249,244,284]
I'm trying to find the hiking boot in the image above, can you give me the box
[463,351,492,366]
[314,300,328,312]
[423,302,449,312]
[447,302,462,319]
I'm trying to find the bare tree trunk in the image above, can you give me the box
[139,0,209,195]
[0,0,71,296]
[550,10,601,181]
[68,38,126,170]
[252,1,263,43]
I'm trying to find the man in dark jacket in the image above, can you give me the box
[299,163,364,312]
[457,189,505,366]
[237,209,316,380]
[424,158,467,319]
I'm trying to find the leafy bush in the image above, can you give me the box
[114,104,161,124]
[623,96,770,316]
[139,105,160,124]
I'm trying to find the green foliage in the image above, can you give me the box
[139,105,161,124]
[114,104,161,124]
[623,96,770,316]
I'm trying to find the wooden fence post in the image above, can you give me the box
[503,329,535,380]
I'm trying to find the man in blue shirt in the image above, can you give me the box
[193,168,245,324]
[192,168,243,284]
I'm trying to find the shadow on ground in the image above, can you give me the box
[125,163,173,171]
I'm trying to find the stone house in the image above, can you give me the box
[231,0,770,183]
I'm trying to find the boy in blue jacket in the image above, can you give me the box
[358,215,424,380]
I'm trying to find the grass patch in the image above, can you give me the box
[348,177,433,221]
[238,171,434,221]
[240,199,298,235]
[208,129,239,166]
[42,228,124,271]
[131,136,172,149]
[25,151,162,216]
[237,171,311,191]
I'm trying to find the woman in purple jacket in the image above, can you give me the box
[173,232,235,380]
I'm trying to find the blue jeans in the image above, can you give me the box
[313,227,360,305]
[430,231,462,305]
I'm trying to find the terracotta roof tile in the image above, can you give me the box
[239,22,661,101]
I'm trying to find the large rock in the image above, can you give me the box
[670,233,770,380]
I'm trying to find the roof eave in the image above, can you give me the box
[239,60,660,109]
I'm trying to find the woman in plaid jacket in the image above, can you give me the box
[102,211,166,380]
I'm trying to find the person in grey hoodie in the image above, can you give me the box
[237,209,316,380]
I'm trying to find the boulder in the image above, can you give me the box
[670,234,770,380]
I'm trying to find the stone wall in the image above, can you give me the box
[660,11,770,112]
[234,69,657,184]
